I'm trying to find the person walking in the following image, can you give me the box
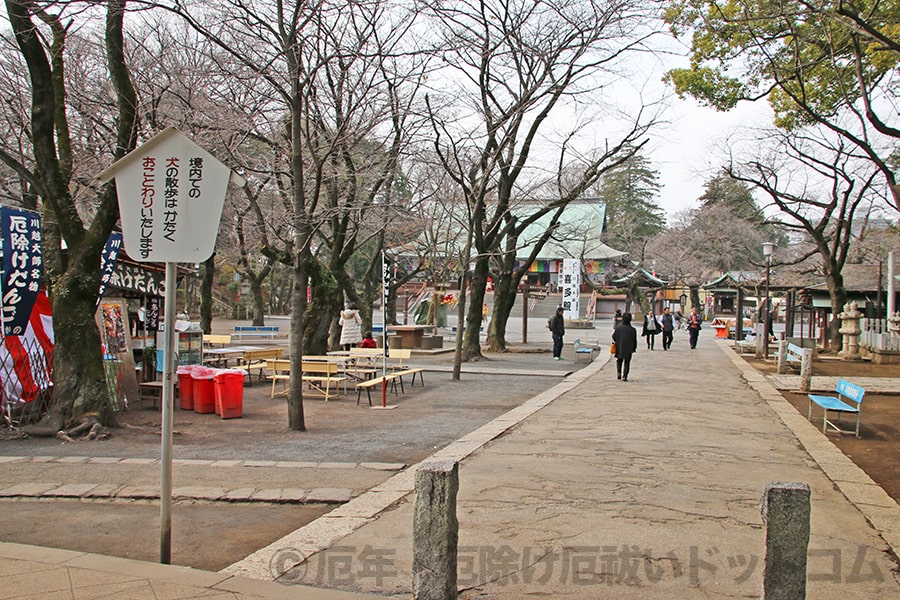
[661,307,675,350]
[338,303,363,351]
[612,312,638,381]
[688,306,703,349]
[642,309,661,350]
[549,305,565,360]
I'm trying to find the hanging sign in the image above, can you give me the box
[99,127,244,263]
[1,207,43,336]
[561,258,581,321]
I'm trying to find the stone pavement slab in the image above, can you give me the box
[233,332,900,598]
[0,541,380,599]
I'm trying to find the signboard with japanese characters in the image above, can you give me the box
[100,128,243,264]
[1,207,42,336]
[108,262,166,297]
[561,258,581,321]
[95,232,124,310]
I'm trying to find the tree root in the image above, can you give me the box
[26,413,111,441]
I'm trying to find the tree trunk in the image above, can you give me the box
[199,254,214,334]
[50,252,116,425]
[826,270,848,353]
[288,258,307,431]
[250,278,265,326]
[303,260,341,354]
[486,272,517,352]
[461,256,489,360]
[690,285,701,314]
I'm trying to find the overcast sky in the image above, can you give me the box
[650,95,774,223]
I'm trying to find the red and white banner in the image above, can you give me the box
[0,291,53,412]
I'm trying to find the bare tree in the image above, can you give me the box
[1,1,139,429]
[726,127,886,351]
[154,0,425,429]
[422,0,661,362]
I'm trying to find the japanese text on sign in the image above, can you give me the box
[1,208,43,336]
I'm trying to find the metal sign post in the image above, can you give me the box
[99,127,244,564]
[374,250,396,410]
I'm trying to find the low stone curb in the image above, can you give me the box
[0,456,404,470]
[0,482,356,504]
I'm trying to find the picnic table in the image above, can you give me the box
[387,325,431,349]
[203,345,265,367]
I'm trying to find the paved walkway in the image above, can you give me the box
[226,335,900,598]
[1,331,899,598]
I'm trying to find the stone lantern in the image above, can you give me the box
[838,301,862,360]
[889,311,900,335]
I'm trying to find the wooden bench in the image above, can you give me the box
[386,348,411,370]
[356,374,401,406]
[349,347,386,361]
[232,325,279,341]
[301,361,346,401]
[138,381,164,410]
[807,379,865,438]
[234,348,284,383]
[349,347,410,370]
[267,359,291,397]
[203,334,232,347]
[392,368,425,391]
[268,359,346,401]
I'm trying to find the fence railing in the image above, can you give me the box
[860,329,900,352]
[860,317,890,333]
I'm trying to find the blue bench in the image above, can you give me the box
[572,339,595,363]
[232,325,279,341]
[774,342,803,372]
[807,379,865,438]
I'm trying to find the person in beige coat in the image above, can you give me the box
[339,304,362,350]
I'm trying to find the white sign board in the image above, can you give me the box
[99,128,240,263]
[561,259,581,321]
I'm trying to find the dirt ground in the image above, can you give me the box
[742,355,900,504]
[0,350,573,571]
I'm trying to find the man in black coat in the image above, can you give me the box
[549,306,565,360]
[612,312,638,381]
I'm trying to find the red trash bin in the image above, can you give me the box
[213,369,244,419]
[191,366,217,414]
[176,365,196,410]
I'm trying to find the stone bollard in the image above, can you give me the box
[761,482,810,600]
[413,460,459,600]
[755,323,765,358]
[776,340,789,374]
[799,348,813,392]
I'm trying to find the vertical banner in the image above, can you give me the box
[561,259,581,321]
[1,207,43,337]
[381,251,391,359]
[95,232,124,310]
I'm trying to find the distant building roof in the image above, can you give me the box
[516,200,627,261]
